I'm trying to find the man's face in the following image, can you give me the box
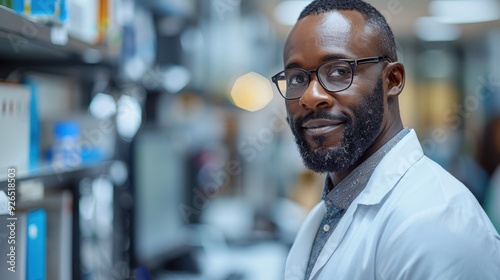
[284,10,389,173]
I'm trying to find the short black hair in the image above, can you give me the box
[299,0,398,61]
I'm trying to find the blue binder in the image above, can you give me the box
[27,209,46,280]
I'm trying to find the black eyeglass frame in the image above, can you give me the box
[271,56,392,100]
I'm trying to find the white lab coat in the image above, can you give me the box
[285,130,500,280]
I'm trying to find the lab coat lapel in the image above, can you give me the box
[308,200,356,279]
[285,202,326,280]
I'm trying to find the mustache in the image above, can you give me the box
[293,111,350,129]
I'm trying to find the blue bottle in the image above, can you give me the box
[52,121,81,168]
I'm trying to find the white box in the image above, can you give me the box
[0,83,31,179]
[67,0,98,44]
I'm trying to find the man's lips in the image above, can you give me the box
[302,119,345,136]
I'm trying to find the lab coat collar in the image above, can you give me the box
[356,129,424,206]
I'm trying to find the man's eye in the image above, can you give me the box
[328,67,350,77]
[289,74,306,85]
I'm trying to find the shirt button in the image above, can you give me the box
[323,224,331,232]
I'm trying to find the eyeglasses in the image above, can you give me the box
[271,56,391,100]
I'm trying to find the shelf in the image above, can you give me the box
[0,5,119,64]
[0,161,116,190]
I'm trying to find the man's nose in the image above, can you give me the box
[299,75,334,111]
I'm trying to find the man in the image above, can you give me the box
[271,0,500,279]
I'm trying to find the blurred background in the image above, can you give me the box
[0,0,499,279]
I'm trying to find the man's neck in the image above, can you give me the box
[328,120,404,186]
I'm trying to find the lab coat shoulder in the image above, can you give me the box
[376,201,500,279]
[375,154,500,280]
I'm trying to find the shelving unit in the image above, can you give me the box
[0,161,131,280]
[0,3,133,280]
[0,161,115,190]
[0,5,118,63]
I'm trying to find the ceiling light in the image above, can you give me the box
[230,72,273,112]
[274,0,312,26]
[430,0,500,24]
[414,17,461,41]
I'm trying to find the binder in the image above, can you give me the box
[27,209,46,280]
[19,191,73,280]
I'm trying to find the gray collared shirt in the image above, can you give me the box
[304,128,410,280]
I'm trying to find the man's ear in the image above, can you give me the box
[384,62,405,97]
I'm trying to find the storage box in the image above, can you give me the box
[0,83,31,180]
[13,0,67,22]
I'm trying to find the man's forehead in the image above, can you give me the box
[284,10,376,64]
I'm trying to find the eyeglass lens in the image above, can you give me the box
[276,60,353,99]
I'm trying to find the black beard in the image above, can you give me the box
[289,79,384,173]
